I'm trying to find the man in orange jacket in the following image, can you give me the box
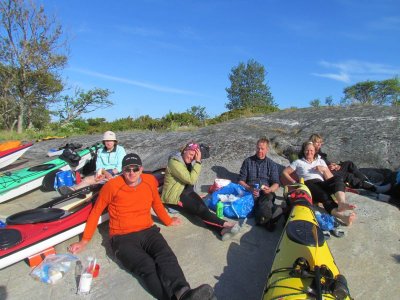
[69,153,215,300]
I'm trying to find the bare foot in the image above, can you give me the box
[221,222,240,236]
[221,222,235,235]
[338,202,357,212]
[338,212,356,226]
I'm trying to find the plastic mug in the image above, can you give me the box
[93,264,100,278]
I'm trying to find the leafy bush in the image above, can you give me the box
[209,105,278,124]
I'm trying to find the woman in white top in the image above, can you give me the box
[282,141,356,226]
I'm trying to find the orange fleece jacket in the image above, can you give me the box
[82,173,172,241]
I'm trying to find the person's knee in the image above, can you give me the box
[131,259,157,277]
[116,250,156,277]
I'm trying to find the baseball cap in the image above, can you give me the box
[103,131,117,141]
[122,153,142,168]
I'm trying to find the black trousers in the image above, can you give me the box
[305,176,345,214]
[254,192,276,225]
[332,161,368,188]
[110,226,188,300]
[169,190,225,231]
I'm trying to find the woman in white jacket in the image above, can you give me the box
[59,131,126,195]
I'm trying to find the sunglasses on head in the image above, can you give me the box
[186,143,199,151]
[123,165,141,173]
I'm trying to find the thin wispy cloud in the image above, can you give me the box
[70,68,196,95]
[115,25,164,37]
[312,72,351,83]
[369,16,400,31]
[280,18,321,38]
[178,26,202,41]
[312,60,400,83]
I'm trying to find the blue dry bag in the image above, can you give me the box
[315,211,335,231]
[54,170,76,191]
[208,183,254,218]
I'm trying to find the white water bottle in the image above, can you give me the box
[77,256,95,294]
[78,272,93,294]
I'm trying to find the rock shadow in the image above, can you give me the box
[213,218,284,300]
[0,286,7,300]
[211,165,239,182]
[391,254,400,264]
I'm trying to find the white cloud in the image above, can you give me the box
[312,60,400,83]
[70,68,196,95]
[312,72,350,83]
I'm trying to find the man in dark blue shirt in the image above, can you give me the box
[238,137,281,230]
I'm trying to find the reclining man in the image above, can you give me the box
[68,153,215,300]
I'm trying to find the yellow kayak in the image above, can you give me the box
[36,136,66,142]
[262,184,352,300]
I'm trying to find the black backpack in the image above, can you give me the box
[81,146,98,176]
[59,147,81,167]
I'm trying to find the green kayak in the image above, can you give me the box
[0,144,99,204]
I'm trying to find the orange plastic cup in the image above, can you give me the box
[93,264,100,278]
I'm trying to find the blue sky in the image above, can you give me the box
[42,0,399,121]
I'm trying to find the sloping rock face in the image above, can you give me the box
[19,105,394,199]
[2,105,398,300]
[31,105,399,183]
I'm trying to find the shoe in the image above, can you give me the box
[361,180,376,192]
[377,193,391,203]
[221,223,241,241]
[58,185,75,195]
[180,284,215,300]
[330,228,345,238]
[375,183,391,194]
[166,206,180,214]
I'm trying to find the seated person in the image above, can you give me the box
[377,168,400,203]
[238,137,282,230]
[161,142,239,241]
[282,141,356,226]
[68,153,215,300]
[310,133,391,193]
[59,131,126,195]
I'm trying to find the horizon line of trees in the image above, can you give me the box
[1,0,398,137]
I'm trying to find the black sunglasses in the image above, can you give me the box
[123,165,141,173]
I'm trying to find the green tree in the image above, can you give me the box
[343,80,375,105]
[0,0,67,133]
[374,78,400,105]
[325,96,334,106]
[342,78,400,105]
[186,106,209,121]
[55,88,113,124]
[225,59,275,110]
[310,98,321,107]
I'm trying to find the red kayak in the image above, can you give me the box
[0,168,166,270]
[0,142,33,170]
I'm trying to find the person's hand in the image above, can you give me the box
[252,187,260,197]
[169,217,182,226]
[95,174,106,182]
[315,165,328,174]
[261,185,273,194]
[68,240,89,254]
[194,148,202,162]
[104,172,113,180]
[328,163,341,171]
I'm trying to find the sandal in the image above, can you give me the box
[323,231,331,240]
[330,228,345,238]
[221,223,241,241]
